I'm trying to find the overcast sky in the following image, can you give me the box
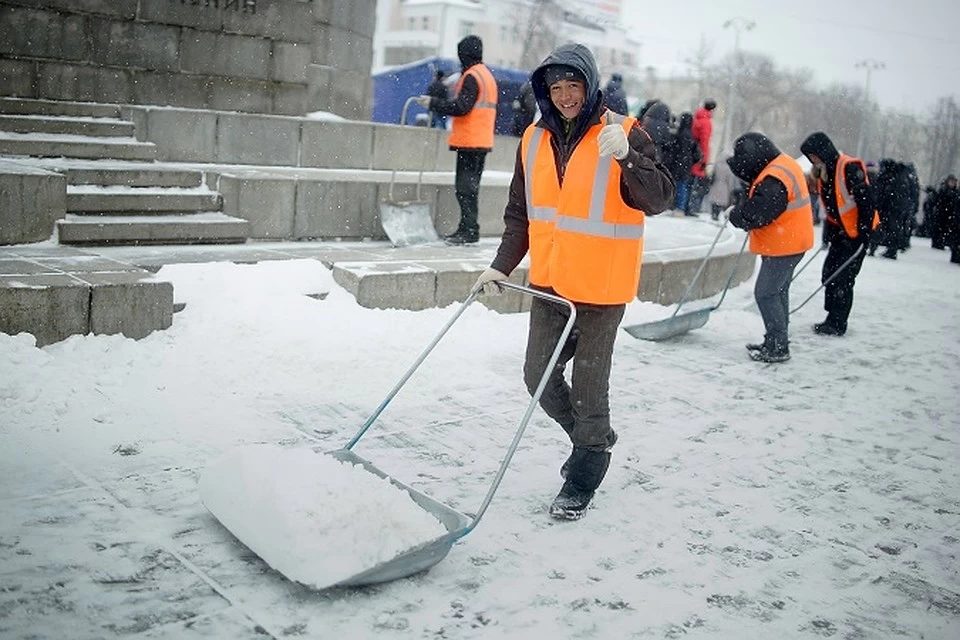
[623,0,960,115]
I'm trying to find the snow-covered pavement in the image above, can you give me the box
[1,233,958,639]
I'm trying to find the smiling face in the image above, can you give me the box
[549,79,586,120]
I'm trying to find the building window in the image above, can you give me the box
[422,16,429,30]
[459,21,475,39]
[408,16,415,30]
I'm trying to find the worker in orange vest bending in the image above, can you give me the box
[473,43,675,520]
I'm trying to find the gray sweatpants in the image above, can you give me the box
[522,290,624,450]
[754,253,804,345]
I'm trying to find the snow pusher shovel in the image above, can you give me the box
[624,213,748,341]
[789,243,865,315]
[219,283,569,590]
[379,96,439,247]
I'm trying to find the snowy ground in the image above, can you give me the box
[1,235,958,639]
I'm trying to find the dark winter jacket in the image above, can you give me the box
[428,36,484,121]
[662,112,701,183]
[800,132,874,240]
[603,75,628,115]
[490,43,675,277]
[639,100,672,158]
[512,80,537,136]
[936,178,960,248]
[726,132,789,231]
[874,159,913,248]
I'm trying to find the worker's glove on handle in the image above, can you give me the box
[597,112,629,160]
[475,268,508,296]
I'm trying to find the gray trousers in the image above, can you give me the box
[754,253,804,345]
[523,290,624,450]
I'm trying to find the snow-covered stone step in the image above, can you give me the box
[66,167,203,188]
[66,185,221,214]
[57,212,249,245]
[0,132,157,161]
[0,97,122,118]
[0,114,135,138]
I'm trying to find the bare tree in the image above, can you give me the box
[513,0,565,70]
[927,96,960,184]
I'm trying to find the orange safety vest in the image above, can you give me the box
[521,113,645,305]
[824,153,880,239]
[448,64,498,150]
[747,154,815,256]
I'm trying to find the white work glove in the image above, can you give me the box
[474,268,508,295]
[598,119,629,160]
[414,95,432,109]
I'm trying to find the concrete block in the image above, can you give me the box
[295,180,377,239]
[89,17,180,72]
[0,58,37,98]
[0,6,91,62]
[219,173,297,239]
[734,252,757,286]
[0,164,66,244]
[486,135,520,172]
[0,273,89,347]
[300,119,372,169]
[32,255,141,273]
[271,83,307,117]
[35,61,133,104]
[272,41,309,84]
[311,23,372,74]
[181,29,271,80]
[658,257,705,306]
[207,76,274,114]
[222,0,312,43]
[305,63,369,121]
[136,0,222,31]
[0,259,58,275]
[332,262,436,311]
[129,70,211,110]
[371,123,437,171]
[66,167,202,188]
[433,135,456,170]
[700,253,738,298]
[216,113,300,165]
[10,0,137,19]
[433,183,508,239]
[85,274,173,339]
[143,108,217,162]
[637,259,662,302]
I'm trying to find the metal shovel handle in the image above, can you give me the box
[672,212,731,318]
[343,281,577,536]
[790,243,865,315]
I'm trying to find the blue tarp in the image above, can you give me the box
[372,57,531,137]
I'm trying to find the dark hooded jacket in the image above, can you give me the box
[800,132,874,240]
[428,35,486,126]
[639,100,672,157]
[726,132,790,231]
[490,43,675,277]
[603,74,628,115]
[662,112,701,183]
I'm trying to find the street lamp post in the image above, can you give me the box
[718,16,755,157]
[854,58,885,158]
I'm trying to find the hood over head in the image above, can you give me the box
[726,132,781,184]
[457,35,483,69]
[800,131,839,168]
[531,43,602,140]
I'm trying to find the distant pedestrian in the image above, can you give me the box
[602,73,628,115]
[511,80,537,136]
[638,99,672,159]
[706,151,739,220]
[425,69,449,129]
[727,133,814,363]
[800,131,879,337]
[688,99,716,214]
[416,35,498,245]
[935,174,960,264]
[662,112,701,214]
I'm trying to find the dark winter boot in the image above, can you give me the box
[550,447,612,520]
[560,429,616,479]
[813,320,845,336]
[749,337,790,363]
[444,231,479,245]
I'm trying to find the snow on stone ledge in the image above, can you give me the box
[199,444,448,589]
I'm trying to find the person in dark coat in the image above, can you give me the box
[472,43,674,520]
[602,72,628,115]
[873,159,912,259]
[425,69,449,129]
[932,176,953,250]
[800,131,876,336]
[662,112,701,214]
[918,185,938,238]
[936,174,960,264]
[511,80,537,136]
[638,99,672,161]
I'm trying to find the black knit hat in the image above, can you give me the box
[704,99,717,110]
[543,64,587,87]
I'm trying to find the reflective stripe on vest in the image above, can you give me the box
[521,113,647,304]
[747,154,815,256]
[448,64,498,149]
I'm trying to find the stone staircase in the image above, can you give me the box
[0,97,249,245]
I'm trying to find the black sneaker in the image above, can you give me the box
[813,322,845,336]
[444,232,479,245]
[748,344,790,363]
[549,480,595,520]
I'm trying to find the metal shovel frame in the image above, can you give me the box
[326,282,576,588]
[624,213,749,341]
[789,243,865,315]
[379,96,439,247]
